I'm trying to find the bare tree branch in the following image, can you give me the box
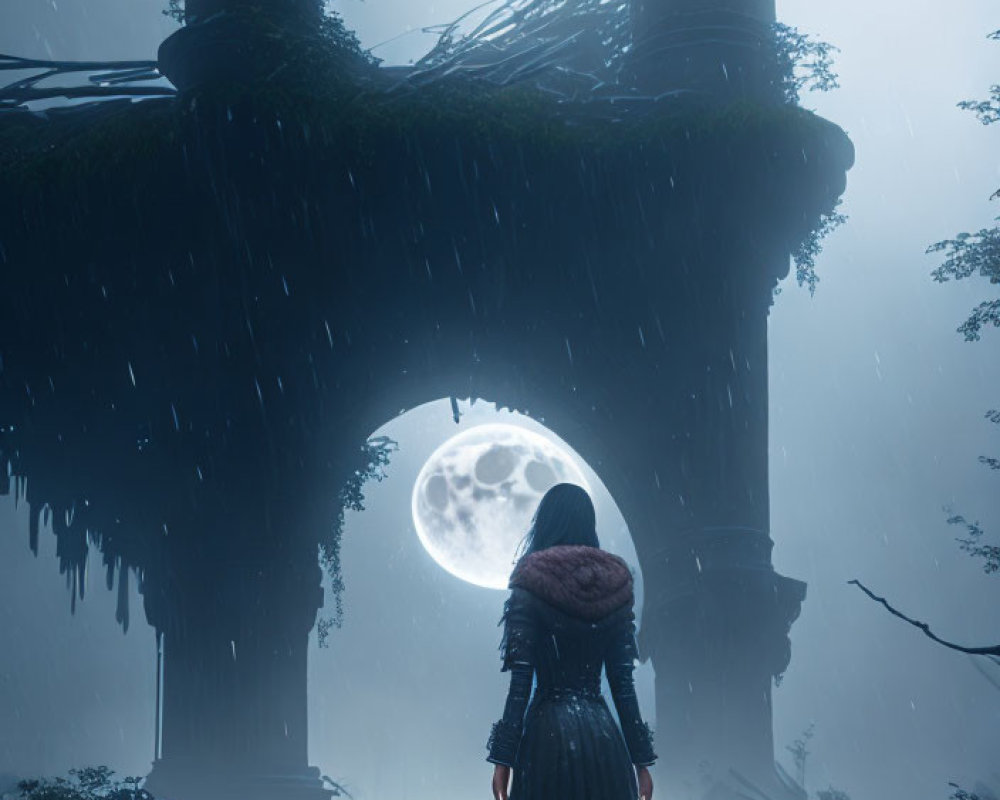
[0,86,175,104]
[0,54,158,72]
[0,53,172,108]
[848,579,1000,656]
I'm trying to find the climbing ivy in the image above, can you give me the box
[317,436,397,647]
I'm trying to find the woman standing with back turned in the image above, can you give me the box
[486,483,656,800]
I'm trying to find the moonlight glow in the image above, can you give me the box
[411,424,591,589]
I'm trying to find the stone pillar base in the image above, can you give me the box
[144,760,334,800]
[641,531,806,800]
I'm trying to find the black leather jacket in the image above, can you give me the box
[486,583,656,768]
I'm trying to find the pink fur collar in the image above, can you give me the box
[508,545,633,621]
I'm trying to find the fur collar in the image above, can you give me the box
[508,544,633,622]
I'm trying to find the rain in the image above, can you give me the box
[0,1,998,800]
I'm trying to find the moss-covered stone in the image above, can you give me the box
[1,74,850,212]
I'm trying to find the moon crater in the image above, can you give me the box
[412,424,590,589]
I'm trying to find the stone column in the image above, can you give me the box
[599,257,805,798]
[608,3,809,795]
[158,0,324,92]
[623,0,781,100]
[181,0,322,26]
[143,544,331,800]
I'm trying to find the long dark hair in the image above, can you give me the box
[516,483,599,558]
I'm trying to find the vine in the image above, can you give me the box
[316,435,397,648]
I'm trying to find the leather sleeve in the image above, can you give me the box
[605,612,657,767]
[487,589,536,766]
[487,661,534,766]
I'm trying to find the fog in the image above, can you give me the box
[1,1,998,799]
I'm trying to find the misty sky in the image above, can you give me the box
[1,1,999,799]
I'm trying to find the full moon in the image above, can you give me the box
[411,424,591,589]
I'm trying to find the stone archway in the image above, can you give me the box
[332,284,808,798]
[0,1,851,798]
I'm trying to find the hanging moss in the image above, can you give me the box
[0,13,852,633]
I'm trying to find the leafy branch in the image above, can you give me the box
[957,31,1000,125]
[927,29,1000,341]
[983,409,1000,472]
[928,225,1000,341]
[947,511,1000,574]
[792,201,848,296]
[771,22,840,106]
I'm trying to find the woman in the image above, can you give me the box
[486,483,656,800]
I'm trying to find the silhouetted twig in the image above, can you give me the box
[848,579,1000,656]
[320,774,355,798]
[969,654,1000,692]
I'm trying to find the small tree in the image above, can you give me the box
[785,723,815,788]
[781,725,853,800]
[850,28,1000,659]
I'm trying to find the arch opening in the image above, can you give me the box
[306,396,654,798]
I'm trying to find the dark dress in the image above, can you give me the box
[486,545,656,800]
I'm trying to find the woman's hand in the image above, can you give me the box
[492,763,511,800]
[637,765,653,799]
